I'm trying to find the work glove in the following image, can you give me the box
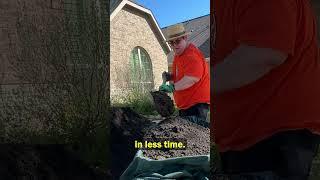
[159,83,174,93]
[162,71,172,82]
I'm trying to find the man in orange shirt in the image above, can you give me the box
[160,24,210,127]
[212,0,320,179]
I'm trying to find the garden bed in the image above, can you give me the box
[110,107,210,179]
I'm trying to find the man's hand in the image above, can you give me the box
[159,84,175,93]
[162,71,172,82]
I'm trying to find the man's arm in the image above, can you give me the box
[213,44,288,94]
[174,76,200,91]
[212,0,296,94]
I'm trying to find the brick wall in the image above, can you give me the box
[0,0,109,142]
[110,6,168,100]
[0,0,66,105]
[0,0,63,140]
[1,0,109,99]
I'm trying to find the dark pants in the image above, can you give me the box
[220,129,320,179]
[179,103,209,127]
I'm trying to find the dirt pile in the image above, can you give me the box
[111,107,210,178]
[142,117,210,159]
[111,107,154,179]
[150,91,174,117]
[0,144,109,180]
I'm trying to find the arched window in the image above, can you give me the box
[130,47,154,92]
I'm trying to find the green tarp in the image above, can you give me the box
[120,150,210,180]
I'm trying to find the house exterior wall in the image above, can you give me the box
[0,0,109,140]
[0,0,66,138]
[0,0,66,104]
[110,6,168,100]
[1,0,109,100]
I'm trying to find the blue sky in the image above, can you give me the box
[135,0,210,28]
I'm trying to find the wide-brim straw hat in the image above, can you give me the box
[165,23,191,42]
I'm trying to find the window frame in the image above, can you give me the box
[129,46,154,92]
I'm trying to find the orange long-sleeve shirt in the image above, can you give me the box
[212,0,320,152]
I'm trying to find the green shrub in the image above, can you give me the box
[112,89,157,115]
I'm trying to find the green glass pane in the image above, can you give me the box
[130,50,139,84]
[129,47,155,91]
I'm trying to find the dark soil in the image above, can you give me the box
[142,117,210,159]
[110,107,154,179]
[111,107,210,178]
[150,91,174,117]
[0,144,110,180]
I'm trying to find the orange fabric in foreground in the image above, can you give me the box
[212,0,320,152]
[172,43,210,109]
